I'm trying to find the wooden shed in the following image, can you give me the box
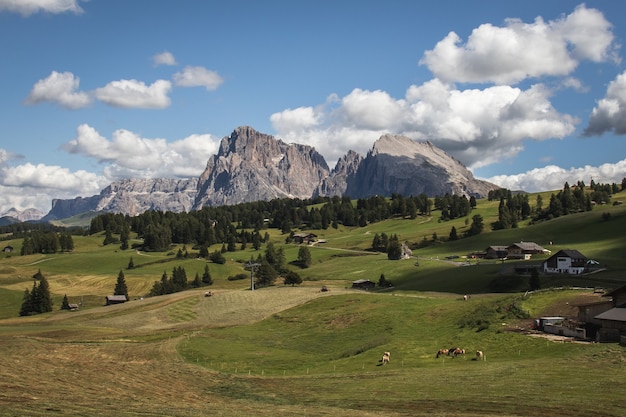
[105,295,128,305]
[352,279,375,290]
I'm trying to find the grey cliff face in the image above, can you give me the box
[43,178,197,220]
[42,128,499,220]
[313,150,363,198]
[340,134,498,199]
[193,126,330,209]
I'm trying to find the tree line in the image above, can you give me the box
[490,179,625,230]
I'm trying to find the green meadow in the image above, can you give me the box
[0,189,625,416]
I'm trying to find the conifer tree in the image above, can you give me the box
[387,234,402,260]
[284,270,302,286]
[61,294,71,310]
[114,270,129,299]
[297,246,312,268]
[19,288,33,316]
[202,264,213,285]
[35,270,53,313]
[192,272,202,288]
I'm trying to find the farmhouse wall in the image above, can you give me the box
[544,323,586,339]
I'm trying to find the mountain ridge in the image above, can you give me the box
[37,126,499,221]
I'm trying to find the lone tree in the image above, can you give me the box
[449,226,458,241]
[284,270,302,287]
[202,264,213,286]
[255,260,278,288]
[114,270,129,300]
[296,246,312,268]
[61,294,71,310]
[378,273,392,288]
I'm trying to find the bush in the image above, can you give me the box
[227,273,248,281]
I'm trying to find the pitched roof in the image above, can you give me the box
[510,242,546,251]
[595,308,626,322]
[603,284,626,298]
[553,249,587,259]
[106,295,127,301]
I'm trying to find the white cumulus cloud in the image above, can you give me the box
[271,80,577,170]
[94,79,172,109]
[584,71,626,136]
[62,124,220,179]
[0,0,83,16]
[173,66,224,91]
[420,4,617,84]
[153,51,177,66]
[0,161,107,214]
[24,71,91,109]
[486,159,626,192]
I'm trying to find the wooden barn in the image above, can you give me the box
[292,232,317,244]
[105,295,128,305]
[352,279,375,290]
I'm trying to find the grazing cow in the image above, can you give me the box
[436,348,449,358]
[381,351,390,365]
[476,350,484,361]
[447,347,458,356]
[452,348,465,358]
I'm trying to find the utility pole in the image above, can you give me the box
[245,261,261,291]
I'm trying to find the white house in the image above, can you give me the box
[542,249,587,274]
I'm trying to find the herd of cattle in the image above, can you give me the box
[436,347,484,360]
[380,348,484,365]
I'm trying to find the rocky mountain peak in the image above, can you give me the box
[193,127,330,209]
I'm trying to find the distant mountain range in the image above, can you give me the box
[3,126,499,222]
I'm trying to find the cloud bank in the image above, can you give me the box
[0,0,83,16]
[420,4,618,84]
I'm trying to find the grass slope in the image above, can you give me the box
[0,189,625,415]
[0,286,624,416]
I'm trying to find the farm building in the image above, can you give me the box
[292,232,317,244]
[484,246,508,259]
[484,242,548,260]
[105,295,128,305]
[575,285,626,343]
[506,242,549,259]
[595,309,626,342]
[2,245,13,253]
[352,279,375,290]
[542,249,587,274]
[594,284,626,343]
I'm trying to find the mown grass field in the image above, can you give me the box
[0,189,625,416]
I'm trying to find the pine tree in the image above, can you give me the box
[61,294,71,310]
[19,288,33,316]
[202,264,213,285]
[192,272,202,288]
[449,226,458,241]
[284,270,302,286]
[114,270,129,299]
[297,246,312,268]
[127,257,135,269]
[387,234,402,260]
[35,271,53,313]
[255,261,278,288]
[120,223,130,250]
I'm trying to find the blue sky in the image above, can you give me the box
[1,0,625,215]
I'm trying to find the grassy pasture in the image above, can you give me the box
[0,189,625,415]
[0,287,624,416]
